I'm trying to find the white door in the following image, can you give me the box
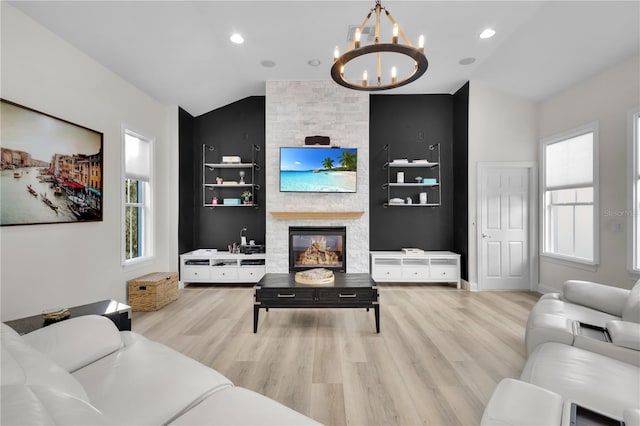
[479,166,531,290]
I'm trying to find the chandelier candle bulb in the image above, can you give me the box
[355,28,361,48]
[392,23,399,43]
[391,66,397,84]
[362,70,368,86]
[334,46,339,61]
[418,35,425,52]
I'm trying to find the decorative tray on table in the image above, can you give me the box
[295,268,335,286]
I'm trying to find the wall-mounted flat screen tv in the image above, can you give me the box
[280,147,357,193]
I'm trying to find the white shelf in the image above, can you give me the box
[384,203,440,207]
[203,183,254,188]
[388,162,438,168]
[384,144,441,207]
[204,203,258,207]
[387,183,439,187]
[202,144,260,207]
[204,163,255,169]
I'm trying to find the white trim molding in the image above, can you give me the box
[628,107,640,275]
[476,161,538,292]
[540,121,600,269]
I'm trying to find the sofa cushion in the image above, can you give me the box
[1,385,108,426]
[1,324,88,401]
[72,334,233,426]
[622,281,640,323]
[169,386,321,425]
[22,315,123,373]
[521,342,640,420]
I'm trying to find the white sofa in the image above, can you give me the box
[1,315,320,425]
[525,279,640,365]
[482,342,640,425]
[482,279,640,426]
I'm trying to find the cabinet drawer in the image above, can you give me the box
[430,266,458,281]
[317,288,377,302]
[257,288,316,302]
[182,267,210,281]
[238,267,265,283]
[210,268,238,281]
[372,266,402,281]
[402,267,430,280]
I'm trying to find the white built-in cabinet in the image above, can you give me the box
[180,249,266,284]
[370,251,461,288]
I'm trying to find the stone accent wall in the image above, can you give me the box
[265,81,370,273]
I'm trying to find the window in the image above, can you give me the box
[541,123,598,267]
[123,129,154,265]
[630,108,640,273]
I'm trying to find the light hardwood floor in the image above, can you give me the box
[132,284,539,426]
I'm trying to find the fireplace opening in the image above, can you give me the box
[289,226,346,272]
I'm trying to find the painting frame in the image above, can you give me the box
[1,98,104,226]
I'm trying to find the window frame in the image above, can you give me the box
[121,127,155,268]
[540,121,599,269]
[628,108,640,275]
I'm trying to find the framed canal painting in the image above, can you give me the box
[1,99,103,226]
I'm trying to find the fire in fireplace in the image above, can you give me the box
[289,226,346,272]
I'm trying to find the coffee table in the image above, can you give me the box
[254,273,379,333]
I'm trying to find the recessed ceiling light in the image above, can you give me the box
[459,57,476,65]
[261,60,276,68]
[308,59,321,67]
[230,33,245,44]
[479,28,496,39]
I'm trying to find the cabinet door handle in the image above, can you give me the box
[277,293,296,298]
[339,293,357,298]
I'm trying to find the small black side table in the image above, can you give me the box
[4,299,131,335]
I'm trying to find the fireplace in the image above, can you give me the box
[289,226,346,272]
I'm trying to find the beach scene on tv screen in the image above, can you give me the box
[280,147,357,192]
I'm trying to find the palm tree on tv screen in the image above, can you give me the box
[322,157,334,170]
[339,151,357,171]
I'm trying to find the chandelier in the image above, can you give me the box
[331,0,428,91]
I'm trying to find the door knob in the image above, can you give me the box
[482,233,491,238]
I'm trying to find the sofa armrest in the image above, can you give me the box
[22,315,123,373]
[481,379,564,426]
[563,280,630,317]
[607,320,640,351]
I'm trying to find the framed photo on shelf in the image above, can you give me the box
[0,99,104,226]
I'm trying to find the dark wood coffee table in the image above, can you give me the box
[254,273,379,333]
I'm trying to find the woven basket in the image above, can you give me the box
[128,272,178,312]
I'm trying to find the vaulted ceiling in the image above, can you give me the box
[10,1,640,117]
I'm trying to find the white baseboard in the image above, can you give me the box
[465,280,478,292]
[536,283,559,294]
